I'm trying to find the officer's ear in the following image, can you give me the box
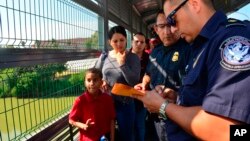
[188,0,201,13]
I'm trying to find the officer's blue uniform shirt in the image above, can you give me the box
[146,39,190,91]
[146,39,191,141]
[169,11,250,141]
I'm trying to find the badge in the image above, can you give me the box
[172,52,179,62]
[220,36,250,71]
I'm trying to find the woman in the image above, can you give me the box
[95,25,140,141]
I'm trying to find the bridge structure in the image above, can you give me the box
[0,0,249,140]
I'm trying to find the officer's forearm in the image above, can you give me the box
[165,104,240,140]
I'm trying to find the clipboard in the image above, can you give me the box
[111,83,145,96]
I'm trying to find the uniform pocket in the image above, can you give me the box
[183,68,200,86]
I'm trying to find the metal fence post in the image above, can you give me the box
[69,124,74,141]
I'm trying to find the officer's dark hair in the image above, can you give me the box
[165,0,214,9]
[85,68,103,80]
[108,25,127,40]
[155,9,164,23]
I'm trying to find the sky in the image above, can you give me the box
[0,0,99,47]
[228,3,250,21]
[0,1,249,47]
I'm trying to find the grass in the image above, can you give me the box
[0,96,77,141]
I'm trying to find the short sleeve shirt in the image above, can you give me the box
[146,39,190,91]
[180,11,250,123]
[170,11,250,141]
[69,91,116,141]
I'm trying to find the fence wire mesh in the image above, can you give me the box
[0,0,103,49]
[0,0,101,140]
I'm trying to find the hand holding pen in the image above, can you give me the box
[155,85,177,103]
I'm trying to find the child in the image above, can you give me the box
[69,68,116,141]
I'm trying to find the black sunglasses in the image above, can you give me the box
[167,0,188,26]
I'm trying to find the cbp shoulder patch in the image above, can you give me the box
[220,36,250,71]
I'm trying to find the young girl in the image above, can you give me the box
[69,68,116,141]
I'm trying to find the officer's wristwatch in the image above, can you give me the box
[159,100,169,120]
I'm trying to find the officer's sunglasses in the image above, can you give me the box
[166,0,188,26]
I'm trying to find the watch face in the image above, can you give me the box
[159,101,168,120]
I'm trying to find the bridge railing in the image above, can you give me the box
[0,0,146,140]
[0,0,102,140]
[0,58,97,141]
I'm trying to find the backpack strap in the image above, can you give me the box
[94,51,108,69]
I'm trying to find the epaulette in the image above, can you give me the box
[226,18,247,28]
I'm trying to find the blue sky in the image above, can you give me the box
[228,3,250,21]
[0,1,249,46]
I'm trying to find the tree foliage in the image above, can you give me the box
[84,31,99,49]
[0,64,85,98]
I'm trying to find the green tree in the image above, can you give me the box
[51,38,59,48]
[35,40,41,48]
[84,31,99,49]
[6,45,14,48]
[21,41,26,48]
[0,64,68,98]
[67,40,71,46]
[0,69,16,97]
